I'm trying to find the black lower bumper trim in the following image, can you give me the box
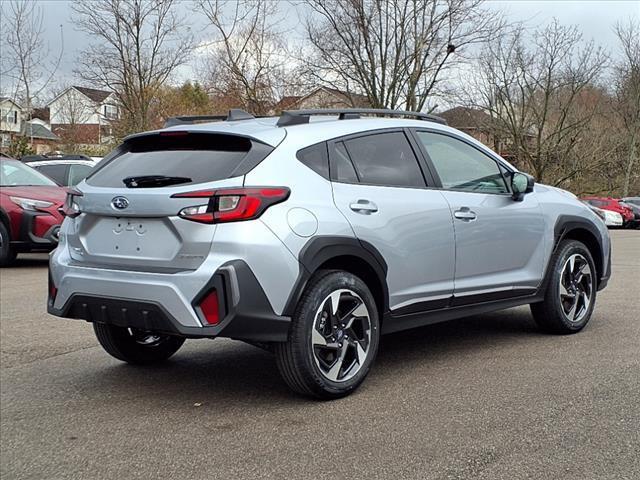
[13,211,59,252]
[48,260,291,342]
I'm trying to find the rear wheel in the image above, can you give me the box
[0,222,17,267]
[531,240,597,334]
[93,323,185,364]
[276,270,380,399]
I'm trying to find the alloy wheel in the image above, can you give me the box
[311,289,372,382]
[559,253,593,323]
[129,328,166,347]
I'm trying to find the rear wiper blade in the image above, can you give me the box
[123,175,192,188]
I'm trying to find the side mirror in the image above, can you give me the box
[511,172,535,201]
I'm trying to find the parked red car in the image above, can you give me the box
[581,196,635,227]
[0,158,66,266]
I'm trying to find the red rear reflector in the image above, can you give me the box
[199,289,220,325]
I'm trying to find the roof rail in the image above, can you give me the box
[276,108,447,127]
[164,109,255,128]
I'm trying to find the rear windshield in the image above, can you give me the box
[87,132,272,188]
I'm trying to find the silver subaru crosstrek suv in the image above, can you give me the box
[48,109,611,399]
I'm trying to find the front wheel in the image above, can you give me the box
[276,270,380,399]
[93,323,185,364]
[0,222,17,267]
[531,240,597,334]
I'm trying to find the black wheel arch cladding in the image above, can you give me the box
[552,214,608,288]
[282,236,389,318]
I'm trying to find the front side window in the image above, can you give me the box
[416,131,509,194]
[340,132,425,188]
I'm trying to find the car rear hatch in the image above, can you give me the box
[64,131,276,272]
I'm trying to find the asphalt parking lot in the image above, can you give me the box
[0,230,638,479]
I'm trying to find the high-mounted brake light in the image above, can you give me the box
[172,187,290,224]
[159,131,189,137]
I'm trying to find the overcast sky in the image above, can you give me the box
[3,0,640,101]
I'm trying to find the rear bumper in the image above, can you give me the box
[48,259,291,342]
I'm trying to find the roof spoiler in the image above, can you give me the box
[164,109,255,128]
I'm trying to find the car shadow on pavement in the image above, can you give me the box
[379,306,541,358]
[90,306,543,405]
[8,254,50,268]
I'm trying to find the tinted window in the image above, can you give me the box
[34,164,67,185]
[0,160,57,186]
[333,142,359,183]
[88,133,268,188]
[342,132,425,188]
[68,164,94,185]
[417,132,508,194]
[297,143,329,179]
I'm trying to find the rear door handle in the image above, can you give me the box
[350,200,378,214]
[454,207,477,221]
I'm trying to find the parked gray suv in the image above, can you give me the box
[48,109,611,398]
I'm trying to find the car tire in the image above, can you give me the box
[0,221,17,267]
[275,270,380,399]
[93,323,185,365]
[531,240,597,334]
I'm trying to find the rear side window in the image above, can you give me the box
[87,133,272,188]
[333,142,359,183]
[341,132,426,188]
[35,164,67,185]
[297,143,329,179]
[68,164,94,186]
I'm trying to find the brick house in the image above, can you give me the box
[272,87,370,113]
[20,122,60,154]
[47,86,119,146]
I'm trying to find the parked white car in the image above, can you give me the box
[29,159,95,187]
[587,204,623,227]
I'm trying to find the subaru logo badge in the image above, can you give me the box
[111,196,129,210]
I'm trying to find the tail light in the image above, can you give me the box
[172,187,290,224]
[61,188,83,218]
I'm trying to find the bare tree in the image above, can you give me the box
[465,21,608,184]
[1,0,63,134]
[301,0,499,111]
[72,0,194,135]
[613,20,640,196]
[196,0,296,115]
